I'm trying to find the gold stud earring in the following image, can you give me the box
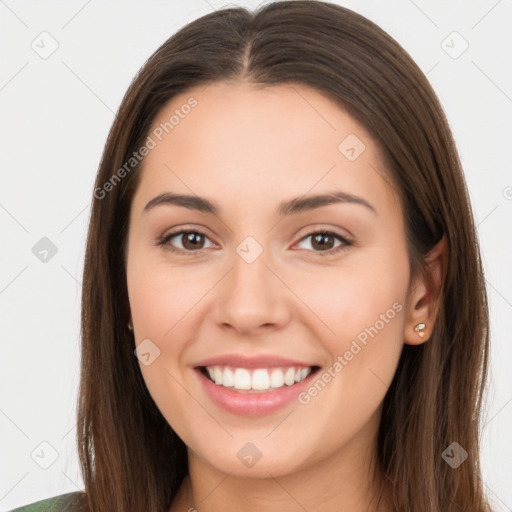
[414,322,426,337]
[127,321,133,331]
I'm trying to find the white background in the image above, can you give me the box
[1,0,511,510]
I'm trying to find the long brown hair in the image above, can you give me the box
[76,1,491,510]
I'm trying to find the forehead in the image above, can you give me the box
[132,81,401,220]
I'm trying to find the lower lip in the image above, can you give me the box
[195,368,316,416]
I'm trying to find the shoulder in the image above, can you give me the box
[8,491,85,512]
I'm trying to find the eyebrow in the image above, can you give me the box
[142,190,377,217]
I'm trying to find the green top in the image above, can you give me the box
[9,492,84,511]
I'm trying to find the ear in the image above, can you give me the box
[404,235,448,345]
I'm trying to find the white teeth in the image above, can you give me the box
[204,365,313,392]
[233,368,251,390]
[213,366,223,385]
[270,368,284,388]
[284,368,295,386]
[252,369,270,390]
[222,367,234,388]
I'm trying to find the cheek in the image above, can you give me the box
[127,253,206,345]
[127,262,203,441]
[126,254,217,418]
[287,263,407,463]
[297,246,408,400]
[301,249,408,341]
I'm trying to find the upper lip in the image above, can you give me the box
[194,354,317,369]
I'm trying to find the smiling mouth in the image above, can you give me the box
[198,365,321,394]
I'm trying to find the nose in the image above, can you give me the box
[212,245,291,336]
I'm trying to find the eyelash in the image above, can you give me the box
[156,228,353,257]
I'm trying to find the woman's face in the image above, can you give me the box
[126,81,413,478]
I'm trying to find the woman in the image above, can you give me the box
[11,1,491,511]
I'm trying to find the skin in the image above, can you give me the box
[125,81,446,512]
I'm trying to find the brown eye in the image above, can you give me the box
[295,230,352,256]
[157,229,214,253]
[311,233,336,251]
[180,232,206,250]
